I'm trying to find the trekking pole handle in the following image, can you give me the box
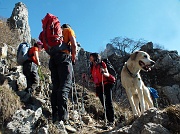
[100,68,105,74]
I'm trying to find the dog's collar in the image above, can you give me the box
[125,64,138,78]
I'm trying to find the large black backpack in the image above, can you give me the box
[101,59,117,80]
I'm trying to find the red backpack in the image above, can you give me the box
[40,13,63,50]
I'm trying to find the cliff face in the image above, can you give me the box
[7,2,31,44]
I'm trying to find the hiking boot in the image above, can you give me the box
[55,120,68,134]
[21,91,31,103]
[57,120,66,130]
[106,122,115,130]
[64,121,77,133]
[52,117,58,124]
[25,88,34,94]
[52,113,59,123]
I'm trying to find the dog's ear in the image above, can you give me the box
[130,51,138,60]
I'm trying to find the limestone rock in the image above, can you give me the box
[7,2,31,44]
[141,123,171,134]
[0,43,8,59]
[162,85,180,104]
[7,108,42,134]
[82,115,93,125]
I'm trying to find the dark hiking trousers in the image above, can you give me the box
[23,60,39,93]
[49,52,72,122]
[96,83,115,123]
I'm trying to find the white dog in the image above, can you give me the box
[121,51,155,116]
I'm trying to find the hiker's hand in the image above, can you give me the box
[82,73,85,79]
[100,68,105,74]
[82,73,88,82]
[72,55,76,65]
[82,73,86,79]
[37,62,41,66]
[72,54,76,61]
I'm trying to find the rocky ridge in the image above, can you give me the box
[0,41,180,134]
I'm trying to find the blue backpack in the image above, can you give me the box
[148,87,159,98]
[17,43,31,65]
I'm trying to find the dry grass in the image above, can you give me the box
[0,83,22,127]
[83,89,104,120]
[165,104,180,133]
[0,18,18,47]
[113,102,134,125]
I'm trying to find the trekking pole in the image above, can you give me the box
[85,52,90,88]
[71,76,75,112]
[102,73,107,125]
[81,74,86,114]
[72,68,80,113]
[72,66,83,128]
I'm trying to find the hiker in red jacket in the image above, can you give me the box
[89,53,115,130]
[23,41,43,94]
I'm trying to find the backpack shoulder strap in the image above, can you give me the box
[90,63,93,74]
[28,47,34,57]
[44,19,51,49]
[100,61,106,68]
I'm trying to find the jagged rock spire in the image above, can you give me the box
[7,2,31,44]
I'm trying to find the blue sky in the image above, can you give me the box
[1,0,180,54]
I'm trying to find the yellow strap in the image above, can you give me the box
[61,50,70,55]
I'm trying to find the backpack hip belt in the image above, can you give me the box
[60,49,70,55]
[46,42,71,56]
